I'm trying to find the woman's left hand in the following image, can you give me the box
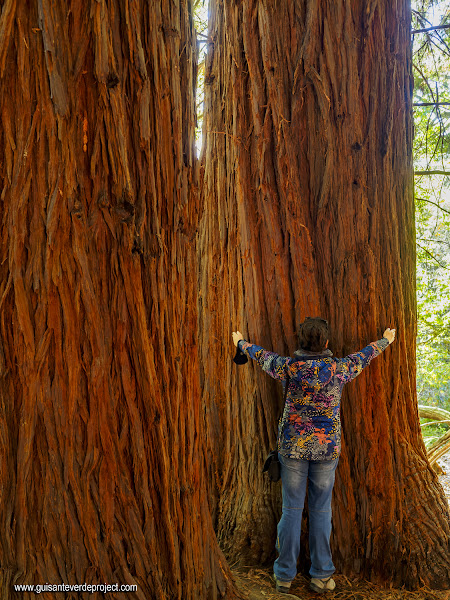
[232,331,244,347]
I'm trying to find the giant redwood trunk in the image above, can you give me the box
[199,0,450,589]
[0,2,238,599]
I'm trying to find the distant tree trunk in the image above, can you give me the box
[0,2,237,599]
[199,0,450,589]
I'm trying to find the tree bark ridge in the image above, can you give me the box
[0,2,239,598]
[199,0,450,588]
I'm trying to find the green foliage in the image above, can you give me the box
[413,0,450,418]
[420,419,450,448]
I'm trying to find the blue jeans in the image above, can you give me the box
[273,454,339,582]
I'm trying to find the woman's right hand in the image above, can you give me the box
[383,328,396,344]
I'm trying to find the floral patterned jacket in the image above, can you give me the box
[237,337,390,460]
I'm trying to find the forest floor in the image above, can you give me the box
[232,567,450,600]
[232,451,450,600]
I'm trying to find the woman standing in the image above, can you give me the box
[232,318,396,594]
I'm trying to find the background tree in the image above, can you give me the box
[199,0,450,589]
[0,1,238,598]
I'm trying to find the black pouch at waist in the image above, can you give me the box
[263,450,281,482]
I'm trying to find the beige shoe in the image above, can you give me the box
[309,576,336,593]
[273,574,292,593]
[273,574,301,598]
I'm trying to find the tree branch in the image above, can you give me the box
[413,64,437,104]
[413,101,450,106]
[418,405,450,421]
[416,197,450,215]
[416,242,448,269]
[412,24,450,35]
[418,237,450,246]
[414,170,450,176]
[421,420,450,428]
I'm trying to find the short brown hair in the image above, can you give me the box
[297,317,329,352]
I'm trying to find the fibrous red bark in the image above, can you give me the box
[199,0,450,588]
[0,2,238,598]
